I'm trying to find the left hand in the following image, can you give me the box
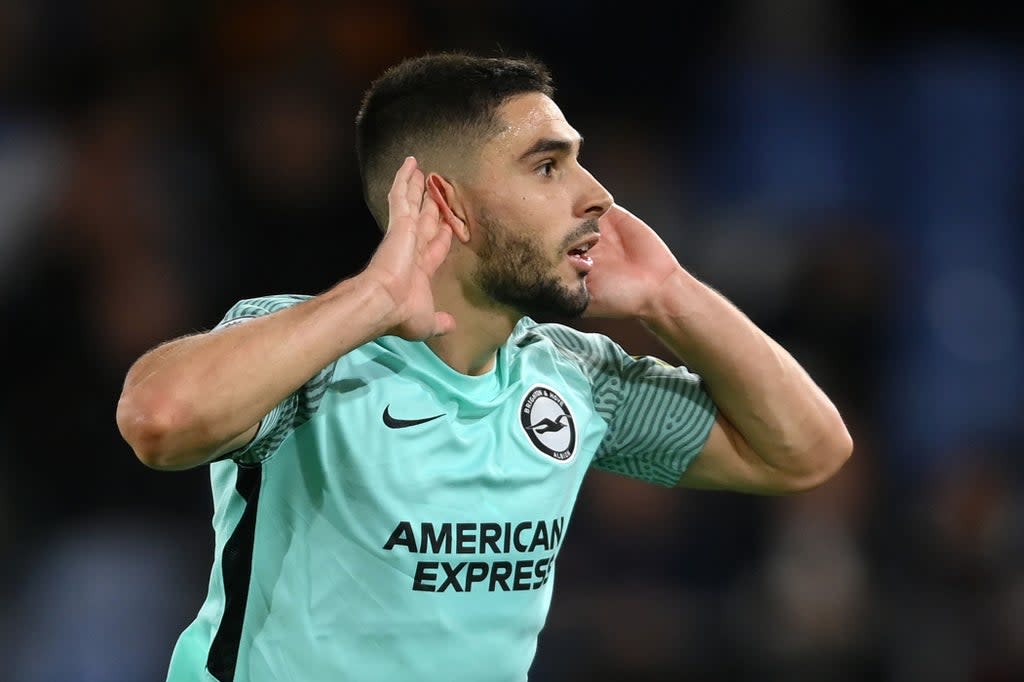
[584,204,683,319]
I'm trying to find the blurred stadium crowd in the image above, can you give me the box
[0,1,1021,681]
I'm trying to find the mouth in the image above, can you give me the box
[566,234,600,271]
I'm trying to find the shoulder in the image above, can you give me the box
[226,294,314,316]
[513,318,628,369]
[218,294,314,326]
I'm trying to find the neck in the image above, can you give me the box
[425,272,521,376]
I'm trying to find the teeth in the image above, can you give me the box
[569,238,597,256]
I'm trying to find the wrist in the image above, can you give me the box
[638,268,702,328]
[327,272,403,339]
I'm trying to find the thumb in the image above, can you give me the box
[430,312,457,337]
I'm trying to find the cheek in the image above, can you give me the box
[508,192,562,236]
[480,184,565,253]
[486,175,552,212]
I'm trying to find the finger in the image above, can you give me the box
[430,311,457,337]
[386,157,417,229]
[376,218,418,268]
[406,164,425,213]
[422,220,453,273]
[602,203,646,235]
[416,189,441,249]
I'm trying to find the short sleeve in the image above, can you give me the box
[212,295,335,465]
[535,323,717,487]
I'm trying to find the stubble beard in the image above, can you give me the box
[473,213,594,320]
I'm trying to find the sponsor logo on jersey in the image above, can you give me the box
[519,385,576,462]
[383,518,566,593]
[382,405,445,429]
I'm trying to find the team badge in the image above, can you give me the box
[519,385,576,461]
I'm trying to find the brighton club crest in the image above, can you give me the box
[519,385,577,461]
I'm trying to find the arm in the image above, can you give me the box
[586,204,852,494]
[646,272,852,493]
[117,157,454,470]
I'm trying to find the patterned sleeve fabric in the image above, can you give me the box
[212,294,335,465]
[538,323,718,487]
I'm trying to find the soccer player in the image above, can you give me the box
[116,52,853,682]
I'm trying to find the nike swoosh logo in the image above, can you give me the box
[382,405,445,429]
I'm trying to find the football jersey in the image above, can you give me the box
[165,294,716,682]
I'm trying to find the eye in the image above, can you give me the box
[536,159,556,177]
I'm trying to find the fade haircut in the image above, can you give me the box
[355,51,554,230]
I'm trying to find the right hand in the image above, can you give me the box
[364,156,456,340]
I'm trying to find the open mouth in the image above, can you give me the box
[566,235,599,269]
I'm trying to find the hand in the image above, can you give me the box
[584,204,684,319]
[364,157,456,340]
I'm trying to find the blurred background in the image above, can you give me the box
[1,1,1021,680]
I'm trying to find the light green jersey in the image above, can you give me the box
[166,294,716,682]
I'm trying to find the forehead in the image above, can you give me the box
[485,93,579,159]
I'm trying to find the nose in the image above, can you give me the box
[577,167,614,219]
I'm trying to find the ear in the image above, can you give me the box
[427,174,470,243]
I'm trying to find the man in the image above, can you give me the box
[117,51,852,682]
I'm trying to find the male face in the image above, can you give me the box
[461,93,613,319]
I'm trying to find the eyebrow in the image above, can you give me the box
[518,136,583,161]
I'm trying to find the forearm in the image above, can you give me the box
[642,270,852,482]
[117,275,394,468]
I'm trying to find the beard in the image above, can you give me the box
[473,211,598,320]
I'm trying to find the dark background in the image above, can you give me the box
[1,2,1021,680]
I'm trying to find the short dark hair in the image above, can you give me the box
[355,51,554,229]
